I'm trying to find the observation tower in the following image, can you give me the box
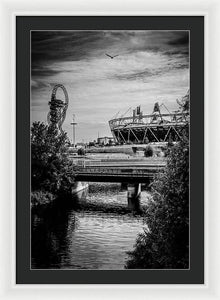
[47,84,69,135]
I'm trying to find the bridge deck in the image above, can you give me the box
[75,159,166,183]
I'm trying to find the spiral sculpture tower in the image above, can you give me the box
[47,84,69,134]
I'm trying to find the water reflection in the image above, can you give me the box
[31,183,149,269]
[31,199,78,269]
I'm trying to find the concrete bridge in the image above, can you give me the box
[73,158,166,210]
[75,160,165,183]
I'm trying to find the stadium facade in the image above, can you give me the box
[109,91,189,144]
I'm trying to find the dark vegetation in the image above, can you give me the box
[126,131,189,269]
[77,147,86,156]
[144,145,154,157]
[31,122,76,207]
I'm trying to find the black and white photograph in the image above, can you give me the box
[31,30,190,270]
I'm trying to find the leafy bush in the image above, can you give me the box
[31,122,76,198]
[144,145,154,157]
[77,147,86,156]
[125,134,189,269]
[31,190,55,207]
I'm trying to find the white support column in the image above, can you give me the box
[130,129,140,143]
[142,127,148,143]
[127,183,141,210]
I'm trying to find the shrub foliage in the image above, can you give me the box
[144,145,154,157]
[31,122,76,198]
[126,135,189,269]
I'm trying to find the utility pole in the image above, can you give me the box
[70,114,77,147]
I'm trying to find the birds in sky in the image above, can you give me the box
[105,53,119,59]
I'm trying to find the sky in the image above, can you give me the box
[31,30,189,143]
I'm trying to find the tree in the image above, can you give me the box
[144,145,153,157]
[77,147,86,156]
[126,133,189,269]
[31,122,75,197]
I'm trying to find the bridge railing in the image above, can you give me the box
[76,166,165,175]
[73,159,102,167]
[72,157,166,170]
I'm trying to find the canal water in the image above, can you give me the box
[31,183,151,269]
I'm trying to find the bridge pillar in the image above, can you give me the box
[127,183,141,210]
[71,181,88,197]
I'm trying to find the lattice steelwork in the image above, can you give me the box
[47,84,69,134]
[109,91,189,144]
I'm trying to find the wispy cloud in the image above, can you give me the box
[31,30,189,142]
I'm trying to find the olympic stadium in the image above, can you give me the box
[109,91,189,145]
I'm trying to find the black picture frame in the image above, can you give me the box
[16,16,204,284]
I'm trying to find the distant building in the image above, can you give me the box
[97,136,115,146]
[76,142,86,148]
